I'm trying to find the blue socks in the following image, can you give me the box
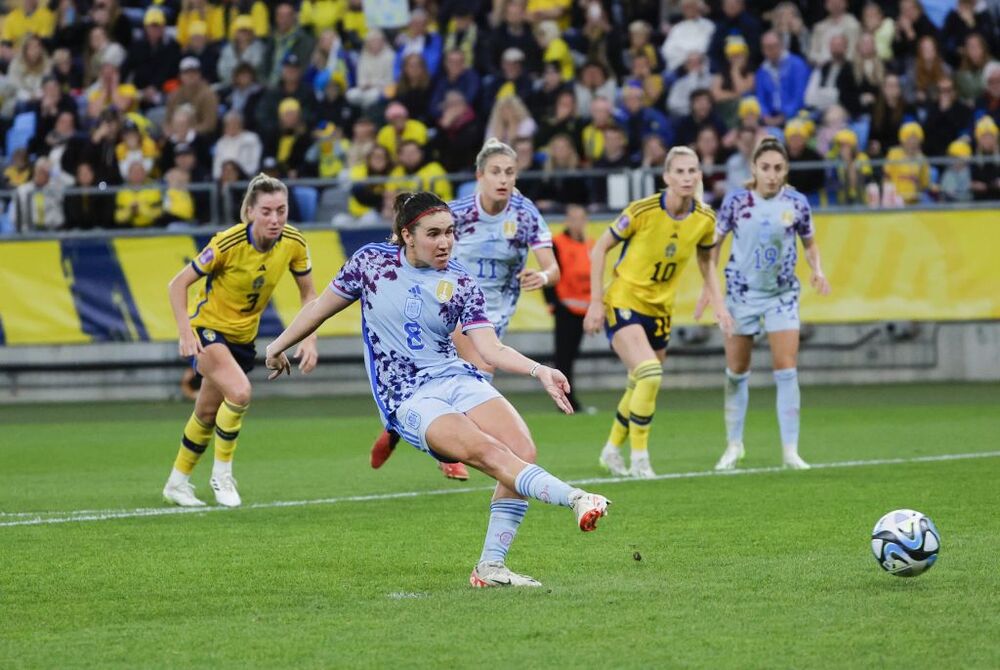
[724,368,750,443]
[774,368,800,446]
[479,499,528,563]
[514,464,576,507]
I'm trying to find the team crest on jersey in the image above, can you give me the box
[252,275,265,290]
[202,329,217,342]
[405,409,421,430]
[615,215,630,233]
[503,219,518,239]
[618,308,632,320]
[198,247,214,266]
[434,280,454,302]
[404,297,422,319]
[665,243,677,258]
[781,209,795,227]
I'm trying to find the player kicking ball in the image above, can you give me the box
[265,191,609,587]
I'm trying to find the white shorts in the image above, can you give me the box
[391,374,501,460]
[727,292,800,336]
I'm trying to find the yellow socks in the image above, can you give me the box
[606,372,636,448]
[173,413,214,475]
[627,359,662,452]
[214,399,249,470]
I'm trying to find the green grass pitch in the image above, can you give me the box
[2,382,999,668]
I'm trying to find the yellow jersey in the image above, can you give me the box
[189,223,311,343]
[604,192,715,316]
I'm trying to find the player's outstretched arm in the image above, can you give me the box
[292,273,320,374]
[265,288,353,379]
[803,237,831,295]
[696,246,734,337]
[465,326,575,414]
[168,264,204,358]
[583,229,620,334]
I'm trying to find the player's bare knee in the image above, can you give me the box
[227,383,252,407]
[507,436,536,463]
[195,407,217,426]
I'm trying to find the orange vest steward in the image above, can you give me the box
[552,232,593,316]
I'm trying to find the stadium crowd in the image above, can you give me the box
[4,0,1000,232]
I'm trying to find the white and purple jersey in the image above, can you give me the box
[330,243,494,426]
[449,190,552,337]
[716,187,815,302]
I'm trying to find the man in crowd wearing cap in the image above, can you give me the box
[376,101,428,160]
[256,52,315,143]
[181,21,221,85]
[166,57,220,135]
[784,118,825,199]
[123,7,181,110]
[940,139,973,202]
[756,30,810,128]
[264,1,315,87]
[884,122,933,204]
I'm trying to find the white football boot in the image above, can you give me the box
[162,480,206,507]
[714,441,745,471]
[599,443,629,476]
[469,560,542,588]
[628,451,656,479]
[209,474,242,507]
[569,490,610,532]
[782,446,811,470]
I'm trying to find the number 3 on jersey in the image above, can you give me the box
[403,322,424,350]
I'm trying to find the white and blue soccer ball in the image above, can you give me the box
[871,509,940,577]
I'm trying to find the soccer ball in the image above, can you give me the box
[870,509,940,577]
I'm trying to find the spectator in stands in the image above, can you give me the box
[580,96,615,163]
[159,167,197,226]
[116,120,158,179]
[574,60,618,121]
[724,125,756,193]
[805,33,861,117]
[869,74,914,158]
[217,15,266,86]
[432,90,480,173]
[711,36,756,129]
[305,121,350,178]
[512,134,544,200]
[300,0,343,37]
[589,125,630,208]
[16,158,65,232]
[29,77,76,155]
[667,51,713,118]
[7,34,48,107]
[940,139,974,202]
[624,20,661,74]
[535,132,587,212]
[267,98,310,179]
[166,57,220,136]
[770,2,811,61]
[2,148,31,189]
[883,122,933,205]
[264,1,315,87]
[347,28,395,110]
[526,0,571,27]
[942,0,997,67]
[346,116,376,168]
[76,107,123,186]
[615,83,673,159]
[730,96,768,147]
[756,30,811,127]
[393,53,434,123]
[213,110,262,179]
[908,35,951,105]
[861,2,895,62]
[693,125,726,205]
[528,61,570,120]
[64,162,113,229]
[160,105,211,174]
[971,115,1000,199]
[809,0,860,65]
[443,8,481,72]
[661,0,714,73]
[314,66,356,131]
[815,103,849,156]
[706,0,762,72]
[538,89,584,157]
[84,25,126,87]
[853,32,886,117]
[484,95,537,146]
[390,139,453,202]
[339,0,367,52]
[376,101,429,159]
[673,88,727,147]
[218,62,264,131]
[487,0,541,74]
[50,47,83,91]
[923,76,973,156]
[124,7,181,112]
[33,111,75,182]
[535,21,574,81]
[181,21,221,85]
[429,48,481,120]
[177,0,225,48]
[784,118,825,200]
[827,128,874,205]
[343,144,394,226]
[976,61,1000,126]
[115,160,162,227]
[256,53,315,142]
[482,47,533,115]
[892,0,940,66]
[394,9,443,80]
[640,133,668,170]
[955,33,993,104]
[578,0,624,79]
[217,159,247,222]
[1,0,56,45]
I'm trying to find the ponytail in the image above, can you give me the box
[239,173,288,223]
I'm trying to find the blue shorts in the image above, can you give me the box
[604,305,671,351]
[391,374,502,462]
[192,327,256,373]
[727,292,800,336]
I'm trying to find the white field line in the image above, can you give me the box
[2,450,998,528]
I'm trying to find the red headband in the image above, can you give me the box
[404,205,449,230]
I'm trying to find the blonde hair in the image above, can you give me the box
[239,173,288,223]
[476,137,518,172]
[663,145,704,202]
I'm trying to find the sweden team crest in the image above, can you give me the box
[203,329,216,342]
[435,280,455,302]
[665,243,677,258]
[503,219,518,238]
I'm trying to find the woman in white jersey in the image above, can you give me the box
[266,191,609,588]
[699,137,831,471]
[369,138,561,480]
